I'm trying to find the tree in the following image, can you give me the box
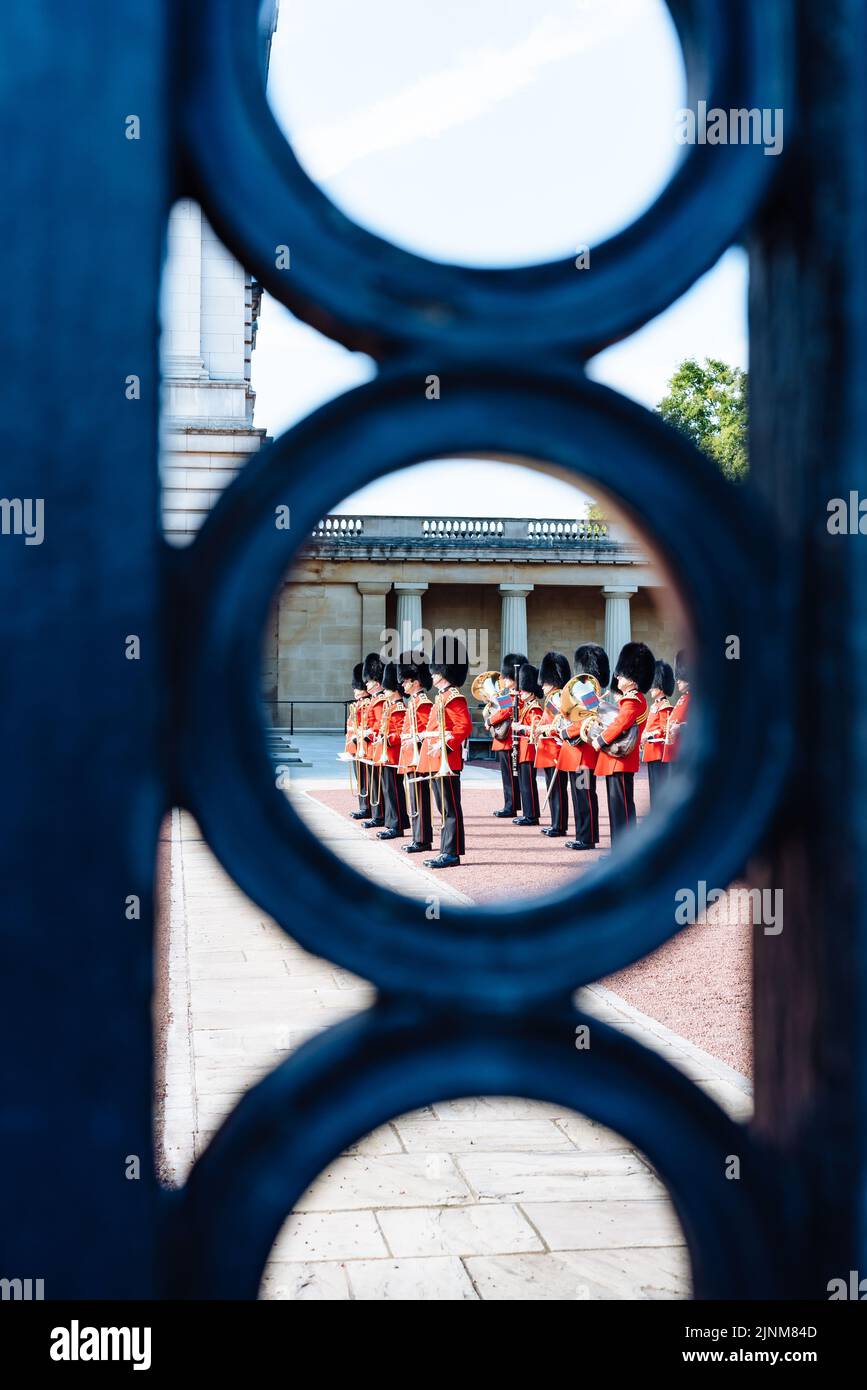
[656,357,748,483]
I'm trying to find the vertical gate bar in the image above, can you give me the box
[749,0,867,1287]
[0,2,169,1295]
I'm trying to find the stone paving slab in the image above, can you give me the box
[375,1204,545,1259]
[465,1246,691,1301]
[160,809,752,1300]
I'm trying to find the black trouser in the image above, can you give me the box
[497,749,519,815]
[569,767,599,845]
[433,774,465,857]
[646,760,670,805]
[364,763,384,824]
[381,765,409,834]
[357,760,371,816]
[543,767,569,833]
[405,774,432,846]
[605,772,636,843]
[517,760,540,821]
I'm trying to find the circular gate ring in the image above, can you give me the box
[180,0,792,360]
[169,1001,791,1299]
[175,361,790,1008]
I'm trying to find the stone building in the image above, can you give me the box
[159,3,278,545]
[266,514,683,730]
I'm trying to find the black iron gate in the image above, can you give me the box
[1,0,864,1300]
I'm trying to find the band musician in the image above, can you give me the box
[417,637,473,869]
[535,651,572,838]
[487,650,525,819]
[558,642,609,851]
[397,651,434,854]
[360,652,387,830]
[347,661,370,820]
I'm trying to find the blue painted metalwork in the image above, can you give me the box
[10,0,859,1302]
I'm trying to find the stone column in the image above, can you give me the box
[161,199,207,379]
[499,584,534,666]
[393,582,428,655]
[357,581,392,659]
[602,586,637,664]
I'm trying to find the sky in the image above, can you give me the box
[251,0,748,518]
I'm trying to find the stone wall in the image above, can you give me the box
[277,581,362,728]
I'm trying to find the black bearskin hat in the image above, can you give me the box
[613,641,655,693]
[652,660,675,698]
[518,662,542,697]
[382,661,401,694]
[539,650,571,690]
[429,633,468,688]
[362,651,384,685]
[574,642,610,689]
[500,651,528,680]
[397,651,432,689]
[675,648,690,683]
[352,661,365,692]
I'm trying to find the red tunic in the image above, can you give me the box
[417,687,473,775]
[398,691,432,774]
[488,692,515,752]
[642,698,672,763]
[594,691,648,777]
[662,690,690,763]
[379,696,406,767]
[556,694,599,773]
[517,696,542,765]
[533,692,563,771]
[362,690,386,763]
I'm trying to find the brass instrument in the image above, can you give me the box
[405,693,454,836]
[402,692,422,820]
[471,670,501,705]
[535,688,566,818]
[472,670,503,744]
[373,691,405,813]
[531,689,563,745]
[356,696,387,808]
[557,674,603,746]
[582,692,642,758]
[377,695,392,766]
[433,696,453,780]
[346,699,359,795]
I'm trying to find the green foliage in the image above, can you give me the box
[656,357,748,482]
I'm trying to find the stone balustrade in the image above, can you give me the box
[308,515,616,546]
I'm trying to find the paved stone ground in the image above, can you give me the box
[160,795,752,1301]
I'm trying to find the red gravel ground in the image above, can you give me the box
[306,771,753,1075]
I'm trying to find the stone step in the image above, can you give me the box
[267,728,311,767]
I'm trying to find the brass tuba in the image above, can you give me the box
[581,690,642,758]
